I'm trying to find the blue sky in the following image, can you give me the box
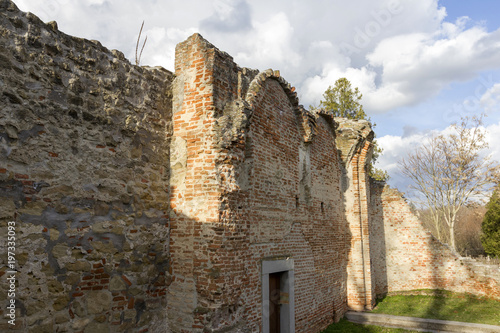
[12,0,500,195]
[440,0,500,31]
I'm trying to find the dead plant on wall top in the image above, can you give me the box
[135,21,147,65]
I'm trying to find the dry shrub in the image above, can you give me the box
[416,204,487,257]
[455,203,487,257]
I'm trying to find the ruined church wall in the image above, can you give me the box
[0,1,173,331]
[169,33,351,332]
[307,115,350,322]
[167,33,253,331]
[335,120,376,311]
[370,182,500,300]
[5,1,499,332]
[169,33,271,332]
[239,79,350,333]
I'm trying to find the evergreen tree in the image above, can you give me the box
[319,78,367,119]
[481,188,500,257]
[318,78,388,181]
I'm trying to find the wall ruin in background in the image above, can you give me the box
[370,183,500,300]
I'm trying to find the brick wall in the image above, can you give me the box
[169,34,356,332]
[334,119,376,311]
[0,1,172,331]
[241,78,348,333]
[370,182,500,300]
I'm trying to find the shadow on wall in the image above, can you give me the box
[368,180,388,299]
[368,180,448,330]
[0,196,171,332]
[0,2,175,330]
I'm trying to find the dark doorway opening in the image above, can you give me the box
[262,258,294,333]
[269,272,282,333]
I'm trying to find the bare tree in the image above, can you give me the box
[399,115,499,252]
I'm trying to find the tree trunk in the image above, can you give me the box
[431,211,442,242]
[450,221,456,253]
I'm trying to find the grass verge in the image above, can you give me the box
[322,290,500,332]
[371,290,500,326]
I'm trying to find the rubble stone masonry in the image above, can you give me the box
[0,1,172,332]
[0,1,499,332]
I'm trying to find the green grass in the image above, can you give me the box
[322,290,500,332]
[371,290,500,326]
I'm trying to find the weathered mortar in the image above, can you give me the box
[330,118,376,311]
[0,1,173,331]
[168,34,358,333]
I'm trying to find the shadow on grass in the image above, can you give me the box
[322,318,420,333]
[371,290,500,326]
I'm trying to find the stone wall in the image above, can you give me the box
[0,1,173,331]
[370,182,500,300]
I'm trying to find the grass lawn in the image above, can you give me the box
[322,290,500,332]
[371,290,500,326]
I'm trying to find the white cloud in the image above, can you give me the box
[200,0,251,32]
[480,83,500,112]
[85,0,106,5]
[367,23,500,107]
[484,122,500,162]
[11,0,500,115]
[302,65,377,108]
[302,17,500,113]
[235,12,302,69]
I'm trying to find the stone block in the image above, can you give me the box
[86,291,112,314]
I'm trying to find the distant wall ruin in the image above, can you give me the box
[0,1,499,332]
[370,183,500,300]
